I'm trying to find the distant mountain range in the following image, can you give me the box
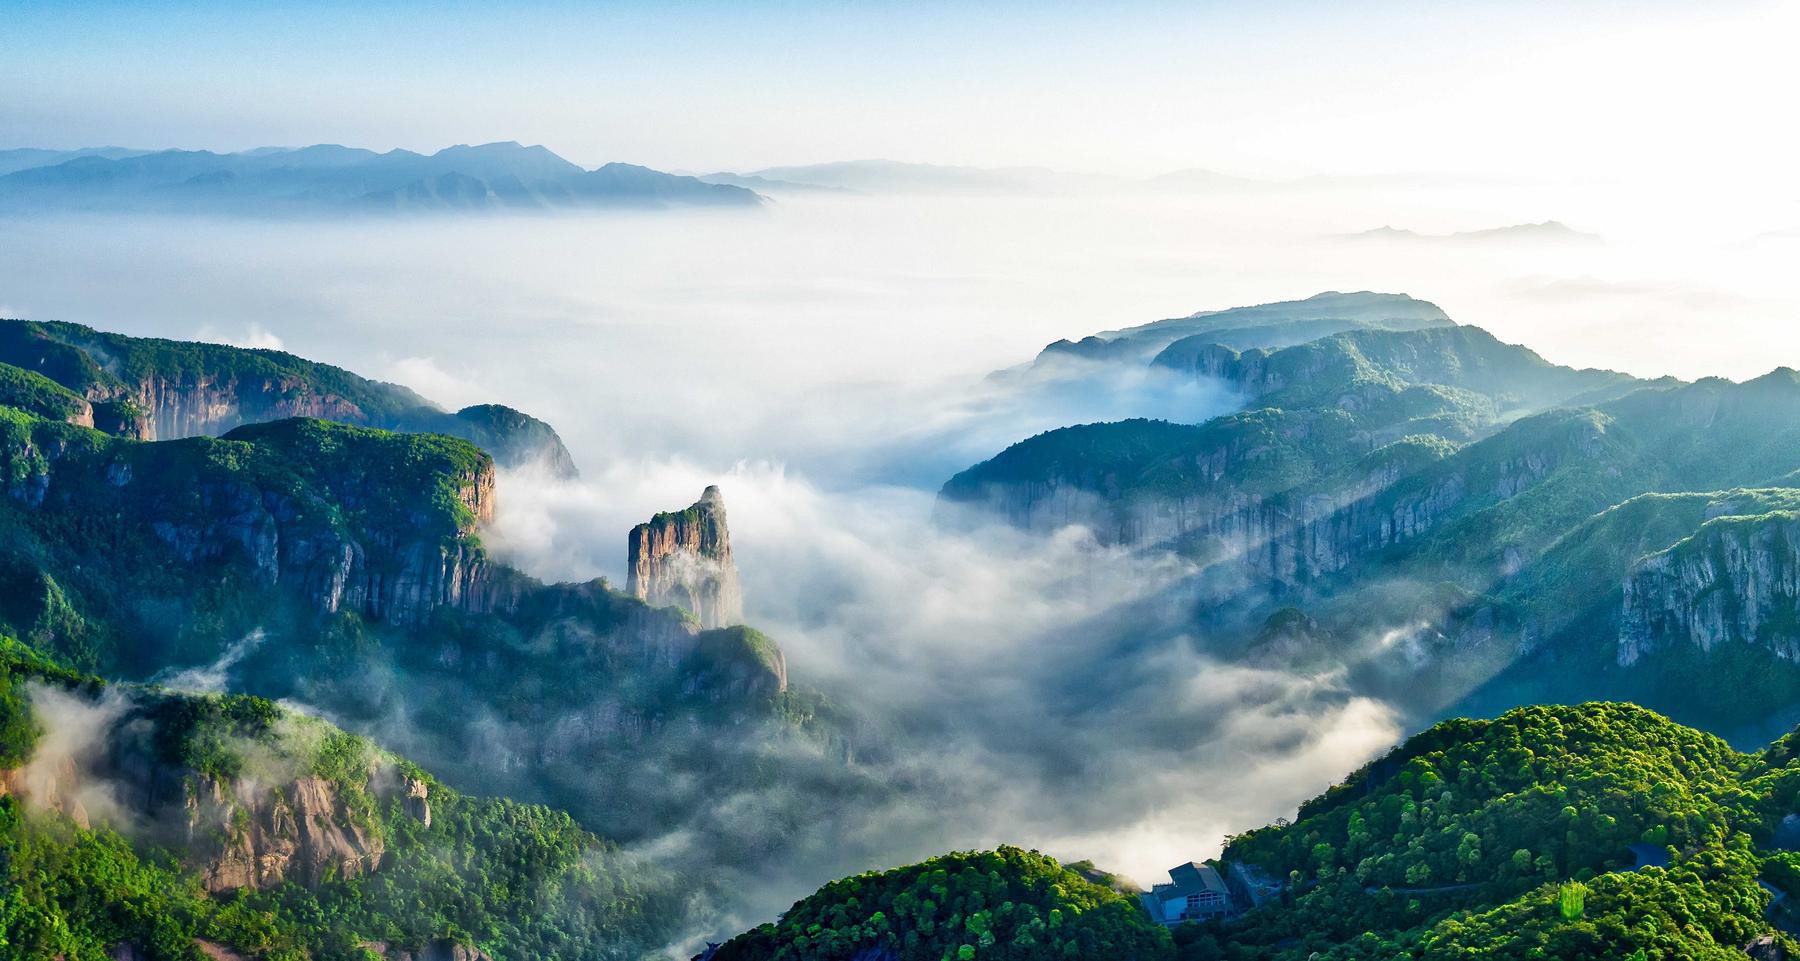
[0,146,1551,207]
[696,159,1533,196]
[0,141,764,214]
[700,159,1117,194]
[1344,220,1603,244]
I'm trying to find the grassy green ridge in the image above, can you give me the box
[0,317,576,474]
[717,703,1800,961]
[1,318,435,423]
[0,362,91,424]
[1152,325,1631,417]
[1190,702,1784,961]
[1036,291,1456,366]
[944,322,1632,527]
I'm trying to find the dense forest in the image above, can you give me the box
[711,703,1800,961]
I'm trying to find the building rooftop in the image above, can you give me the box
[1151,861,1229,900]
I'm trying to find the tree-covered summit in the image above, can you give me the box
[712,846,1174,961]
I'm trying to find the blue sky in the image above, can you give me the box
[3,0,1792,179]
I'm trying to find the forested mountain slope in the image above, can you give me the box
[941,293,1800,737]
[710,703,1800,961]
[0,637,684,960]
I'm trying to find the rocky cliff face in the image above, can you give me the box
[113,373,580,477]
[1619,515,1800,667]
[168,466,501,630]
[122,371,366,441]
[2,415,510,631]
[185,773,386,892]
[628,486,744,629]
[261,460,504,629]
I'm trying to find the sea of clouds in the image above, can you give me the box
[3,180,1797,929]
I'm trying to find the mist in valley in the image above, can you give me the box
[4,180,1800,939]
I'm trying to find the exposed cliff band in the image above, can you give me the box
[627,485,744,630]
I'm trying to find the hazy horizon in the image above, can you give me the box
[7,1,1797,186]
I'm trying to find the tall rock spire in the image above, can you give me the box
[626,485,744,629]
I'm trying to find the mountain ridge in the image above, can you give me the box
[0,141,764,214]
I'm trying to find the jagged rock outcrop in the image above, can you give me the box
[1747,934,1789,961]
[403,774,432,828]
[1619,515,1800,666]
[188,774,384,892]
[628,486,744,629]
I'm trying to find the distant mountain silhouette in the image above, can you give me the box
[0,146,150,176]
[695,171,856,194]
[1343,220,1602,244]
[0,141,763,214]
[726,159,1115,194]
